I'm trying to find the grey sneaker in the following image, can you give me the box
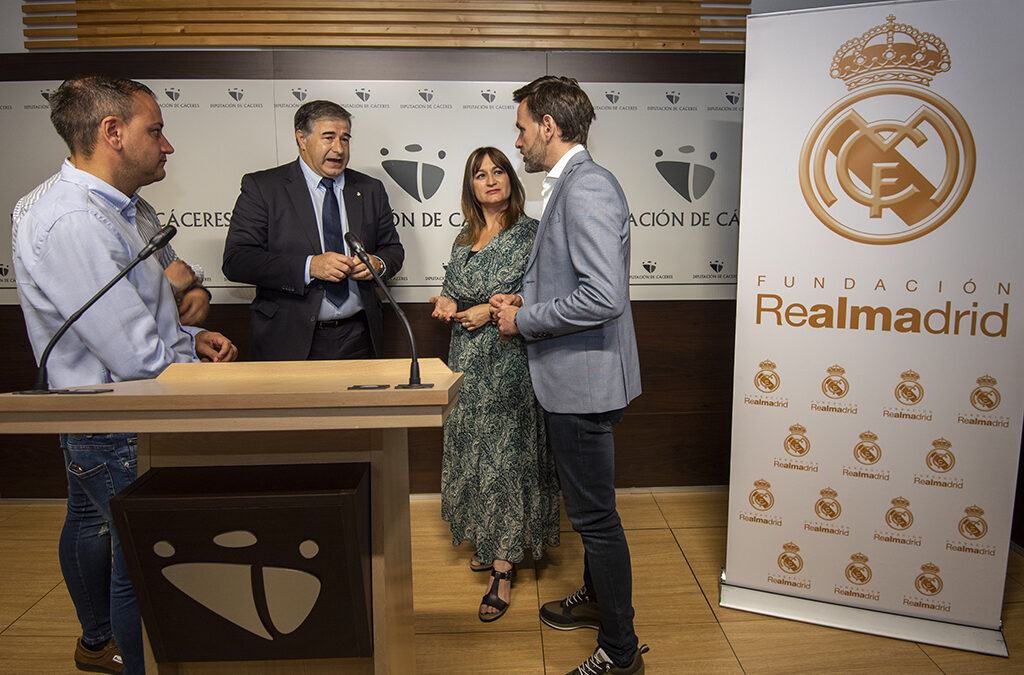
[565,644,649,675]
[540,585,601,630]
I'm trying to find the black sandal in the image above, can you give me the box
[469,554,492,572]
[478,568,514,622]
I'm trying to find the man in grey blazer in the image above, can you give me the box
[491,76,645,675]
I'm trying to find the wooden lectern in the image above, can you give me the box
[0,358,462,674]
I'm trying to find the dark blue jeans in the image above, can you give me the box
[58,433,143,675]
[545,410,638,665]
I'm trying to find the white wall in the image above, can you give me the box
[1,3,27,53]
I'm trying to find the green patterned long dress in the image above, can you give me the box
[439,215,560,565]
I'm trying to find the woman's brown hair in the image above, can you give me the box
[456,146,526,246]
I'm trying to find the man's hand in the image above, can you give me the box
[494,304,521,337]
[455,304,491,331]
[489,294,523,337]
[177,287,210,326]
[348,254,383,281]
[195,330,238,362]
[164,260,197,295]
[488,293,523,314]
[309,252,357,282]
[429,296,457,322]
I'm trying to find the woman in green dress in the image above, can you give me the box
[429,147,559,622]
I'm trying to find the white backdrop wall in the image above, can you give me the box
[0,78,743,303]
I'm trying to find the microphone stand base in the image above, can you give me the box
[396,383,434,389]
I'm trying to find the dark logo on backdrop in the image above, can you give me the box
[153,530,321,639]
[40,89,54,101]
[480,89,496,103]
[228,88,244,102]
[292,88,307,101]
[642,261,656,273]
[605,90,621,104]
[0,263,9,278]
[725,91,741,105]
[355,88,371,102]
[665,91,681,104]
[165,88,181,101]
[709,260,725,273]
[655,145,720,202]
[418,89,434,103]
[380,144,447,202]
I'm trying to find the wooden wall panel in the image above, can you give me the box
[22,0,750,51]
[0,300,736,498]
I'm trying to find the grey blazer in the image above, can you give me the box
[515,149,642,414]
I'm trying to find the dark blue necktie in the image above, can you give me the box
[320,176,349,307]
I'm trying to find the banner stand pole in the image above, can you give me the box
[719,573,1008,657]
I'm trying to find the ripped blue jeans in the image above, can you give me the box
[58,432,143,674]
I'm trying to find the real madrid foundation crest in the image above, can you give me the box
[799,15,975,244]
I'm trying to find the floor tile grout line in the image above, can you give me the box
[667,525,748,673]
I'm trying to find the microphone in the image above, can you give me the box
[345,231,432,389]
[16,225,178,395]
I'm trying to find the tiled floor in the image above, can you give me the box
[1,490,1022,673]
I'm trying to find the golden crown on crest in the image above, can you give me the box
[759,359,777,371]
[783,542,800,553]
[900,369,921,382]
[858,431,878,442]
[831,14,951,90]
[826,364,846,376]
[931,437,952,450]
[753,479,771,489]
[976,374,997,387]
[850,552,869,564]
[788,423,807,434]
[891,496,910,509]
[820,487,838,499]
[920,562,940,574]
[964,505,985,517]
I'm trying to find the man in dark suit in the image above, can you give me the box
[223,100,404,360]
[491,76,645,675]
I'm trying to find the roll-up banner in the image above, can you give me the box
[0,80,742,303]
[724,0,1023,656]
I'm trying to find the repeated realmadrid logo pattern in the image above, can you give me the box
[958,505,988,540]
[845,553,872,585]
[821,364,849,399]
[784,424,810,458]
[924,437,955,473]
[814,488,842,521]
[894,369,924,405]
[853,430,882,465]
[799,15,975,244]
[970,375,1001,412]
[777,542,804,574]
[885,496,914,530]
[914,563,943,596]
[749,479,775,511]
[755,360,781,393]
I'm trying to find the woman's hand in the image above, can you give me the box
[454,304,492,331]
[429,296,458,322]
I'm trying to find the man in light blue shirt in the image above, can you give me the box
[13,75,237,675]
[14,176,212,327]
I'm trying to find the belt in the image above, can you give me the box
[316,311,364,329]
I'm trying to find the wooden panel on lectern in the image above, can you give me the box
[111,463,371,662]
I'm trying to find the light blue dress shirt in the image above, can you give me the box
[13,161,200,388]
[296,158,365,321]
